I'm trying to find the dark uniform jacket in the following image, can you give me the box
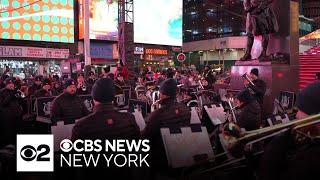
[249,78,266,109]
[142,98,191,170]
[0,88,23,147]
[259,131,320,180]
[28,84,41,96]
[51,92,89,125]
[34,89,52,98]
[72,103,140,140]
[236,99,261,131]
[71,104,140,180]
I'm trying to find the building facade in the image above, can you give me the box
[183,0,245,43]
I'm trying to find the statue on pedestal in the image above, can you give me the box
[240,0,279,61]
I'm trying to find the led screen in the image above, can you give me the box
[0,0,74,43]
[79,0,182,46]
[134,0,182,46]
[79,0,118,40]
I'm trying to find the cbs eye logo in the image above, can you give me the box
[20,144,50,162]
[60,139,73,152]
[17,135,54,172]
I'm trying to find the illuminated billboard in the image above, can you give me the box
[79,0,118,41]
[0,0,74,43]
[134,0,182,46]
[79,0,182,46]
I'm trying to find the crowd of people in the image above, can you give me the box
[0,63,319,179]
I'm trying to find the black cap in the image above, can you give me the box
[64,78,76,89]
[159,78,177,97]
[43,78,51,86]
[250,68,259,77]
[236,89,253,104]
[296,82,320,115]
[92,78,115,103]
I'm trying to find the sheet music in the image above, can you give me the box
[161,127,214,168]
[190,107,201,124]
[133,109,146,131]
[204,105,226,126]
[51,121,76,151]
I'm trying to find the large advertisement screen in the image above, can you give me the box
[79,0,182,46]
[0,0,74,43]
[79,0,118,41]
[134,0,182,46]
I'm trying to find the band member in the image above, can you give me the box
[202,65,216,89]
[142,78,191,172]
[114,73,128,95]
[259,82,320,180]
[51,81,63,96]
[71,78,140,179]
[243,68,266,110]
[234,89,261,131]
[51,79,89,125]
[0,78,23,148]
[28,75,42,96]
[34,78,52,97]
[76,73,89,95]
[100,66,113,79]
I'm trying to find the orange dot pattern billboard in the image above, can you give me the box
[0,0,74,43]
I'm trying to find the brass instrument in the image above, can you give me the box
[15,89,26,98]
[151,99,161,112]
[81,84,87,91]
[227,98,238,123]
[184,114,320,178]
[242,73,254,86]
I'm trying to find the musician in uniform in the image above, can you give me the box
[240,0,278,61]
[51,79,89,125]
[234,89,261,131]
[142,78,191,174]
[76,73,89,95]
[34,78,52,97]
[243,68,266,110]
[202,65,216,89]
[0,78,23,148]
[71,78,140,179]
[259,82,320,180]
[28,75,42,96]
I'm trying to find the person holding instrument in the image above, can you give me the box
[0,78,23,148]
[243,68,266,110]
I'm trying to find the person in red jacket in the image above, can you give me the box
[114,61,129,80]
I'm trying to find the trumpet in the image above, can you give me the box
[15,89,26,99]
[151,99,161,112]
[227,99,238,123]
[81,84,87,91]
[242,73,254,86]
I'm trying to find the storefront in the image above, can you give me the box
[0,45,70,78]
[134,45,176,71]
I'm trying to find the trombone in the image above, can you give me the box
[183,113,320,177]
[242,73,254,86]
